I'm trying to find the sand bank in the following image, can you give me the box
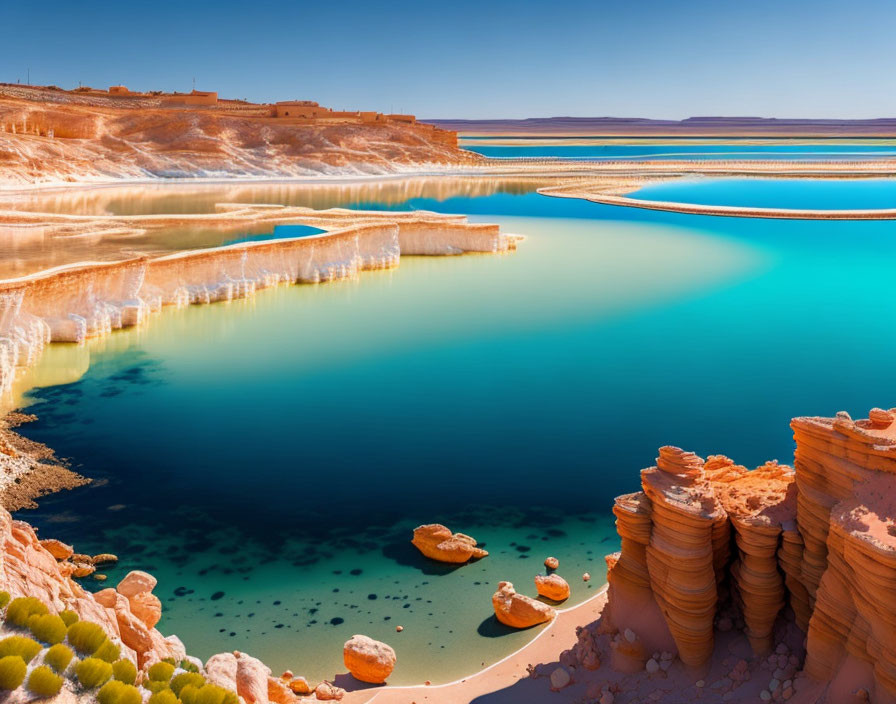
[539,175,896,219]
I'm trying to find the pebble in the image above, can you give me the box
[624,629,636,643]
[769,678,780,692]
[645,658,659,674]
[396,626,404,632]
[696,680,705,688]
[550,667,571,690]
[583,572,591,582]
[760,691,772,702]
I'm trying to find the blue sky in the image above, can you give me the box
[3,0,894,119]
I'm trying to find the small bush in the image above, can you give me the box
[97,679,143,704]
[94,639,121,663]
[28,613,68,644]
[185,683,239,704]
[112,659,137,685]
[148,661,175,682]
[0,655,27,691]
[67,620,107,655]
[144,680,171,694]
[0,635,42,663]
[26,665,63,697]
[75,657,113,689]
[180,659,200,673]
[44,643,74,673]
[0,592,10,609]
[169,672,205,696]
[6,597,49,628]
[59,610,79,627]
[148,689,179,704]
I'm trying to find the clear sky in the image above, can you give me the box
[4,0,894,120]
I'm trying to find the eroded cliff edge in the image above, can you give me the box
[589,408,896,703]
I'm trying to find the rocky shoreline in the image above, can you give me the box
[0,413,88,511]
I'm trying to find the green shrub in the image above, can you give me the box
[97,679,143,704]
[0,635,42,663]
[112,659,137,685]
[26,665,63,697]
[28,613,68,644]
[183,683,239,704]
[75,657,113,688]
[6,597,49,628]
[59,610,79,627]
[169,672,205,696]
[148,688,179,704]
[0,655,26,691]
[67,621,107,656]
[94,639,121,663]
[148,661,175,683]
[44,643,74,673]
[179,659,200,673]
[143,680,171,694]
[0,592,10,609]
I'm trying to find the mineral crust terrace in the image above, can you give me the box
[597,407,896,703]
[0,205,521,401]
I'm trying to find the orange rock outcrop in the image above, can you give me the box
[534,573,570,602]
[603,408,896,702]
[491,581,556,629]
[342,634,396,684]
[411,524,488,563]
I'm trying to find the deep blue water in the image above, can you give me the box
[633,177,896,210]
[464,140,896,161]
[13,179,896,677]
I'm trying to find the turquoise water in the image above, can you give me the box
[13,179,896,684]
[222,224,324,246]
[463,139,896,161]
[632,177,896,210]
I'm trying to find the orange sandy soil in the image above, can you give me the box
[0,85,481,186]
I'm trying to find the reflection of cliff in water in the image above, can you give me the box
[0,176,551,216]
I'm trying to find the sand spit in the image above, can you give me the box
[0,205,521,404]
[539,173,896,219]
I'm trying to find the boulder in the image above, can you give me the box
[492,581,556,628]
[129,591,162,629]
[39,539,73,560]
[117,570,157,597]
[411,524,487,563]
[343,634,396,684]
[314,682,345,701]
[235,651,272,704]
[544,556,559,570]
[535,574,570,602]
[205,653,238,691]
[267,676,296,704]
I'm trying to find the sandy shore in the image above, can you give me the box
[337,586,609,704]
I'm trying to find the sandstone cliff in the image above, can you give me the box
[0,87,480,186]
[601,408,896,703]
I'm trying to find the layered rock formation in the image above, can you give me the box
[411,524,488,563]
[603,408,896,703]
[0,86,478,187]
